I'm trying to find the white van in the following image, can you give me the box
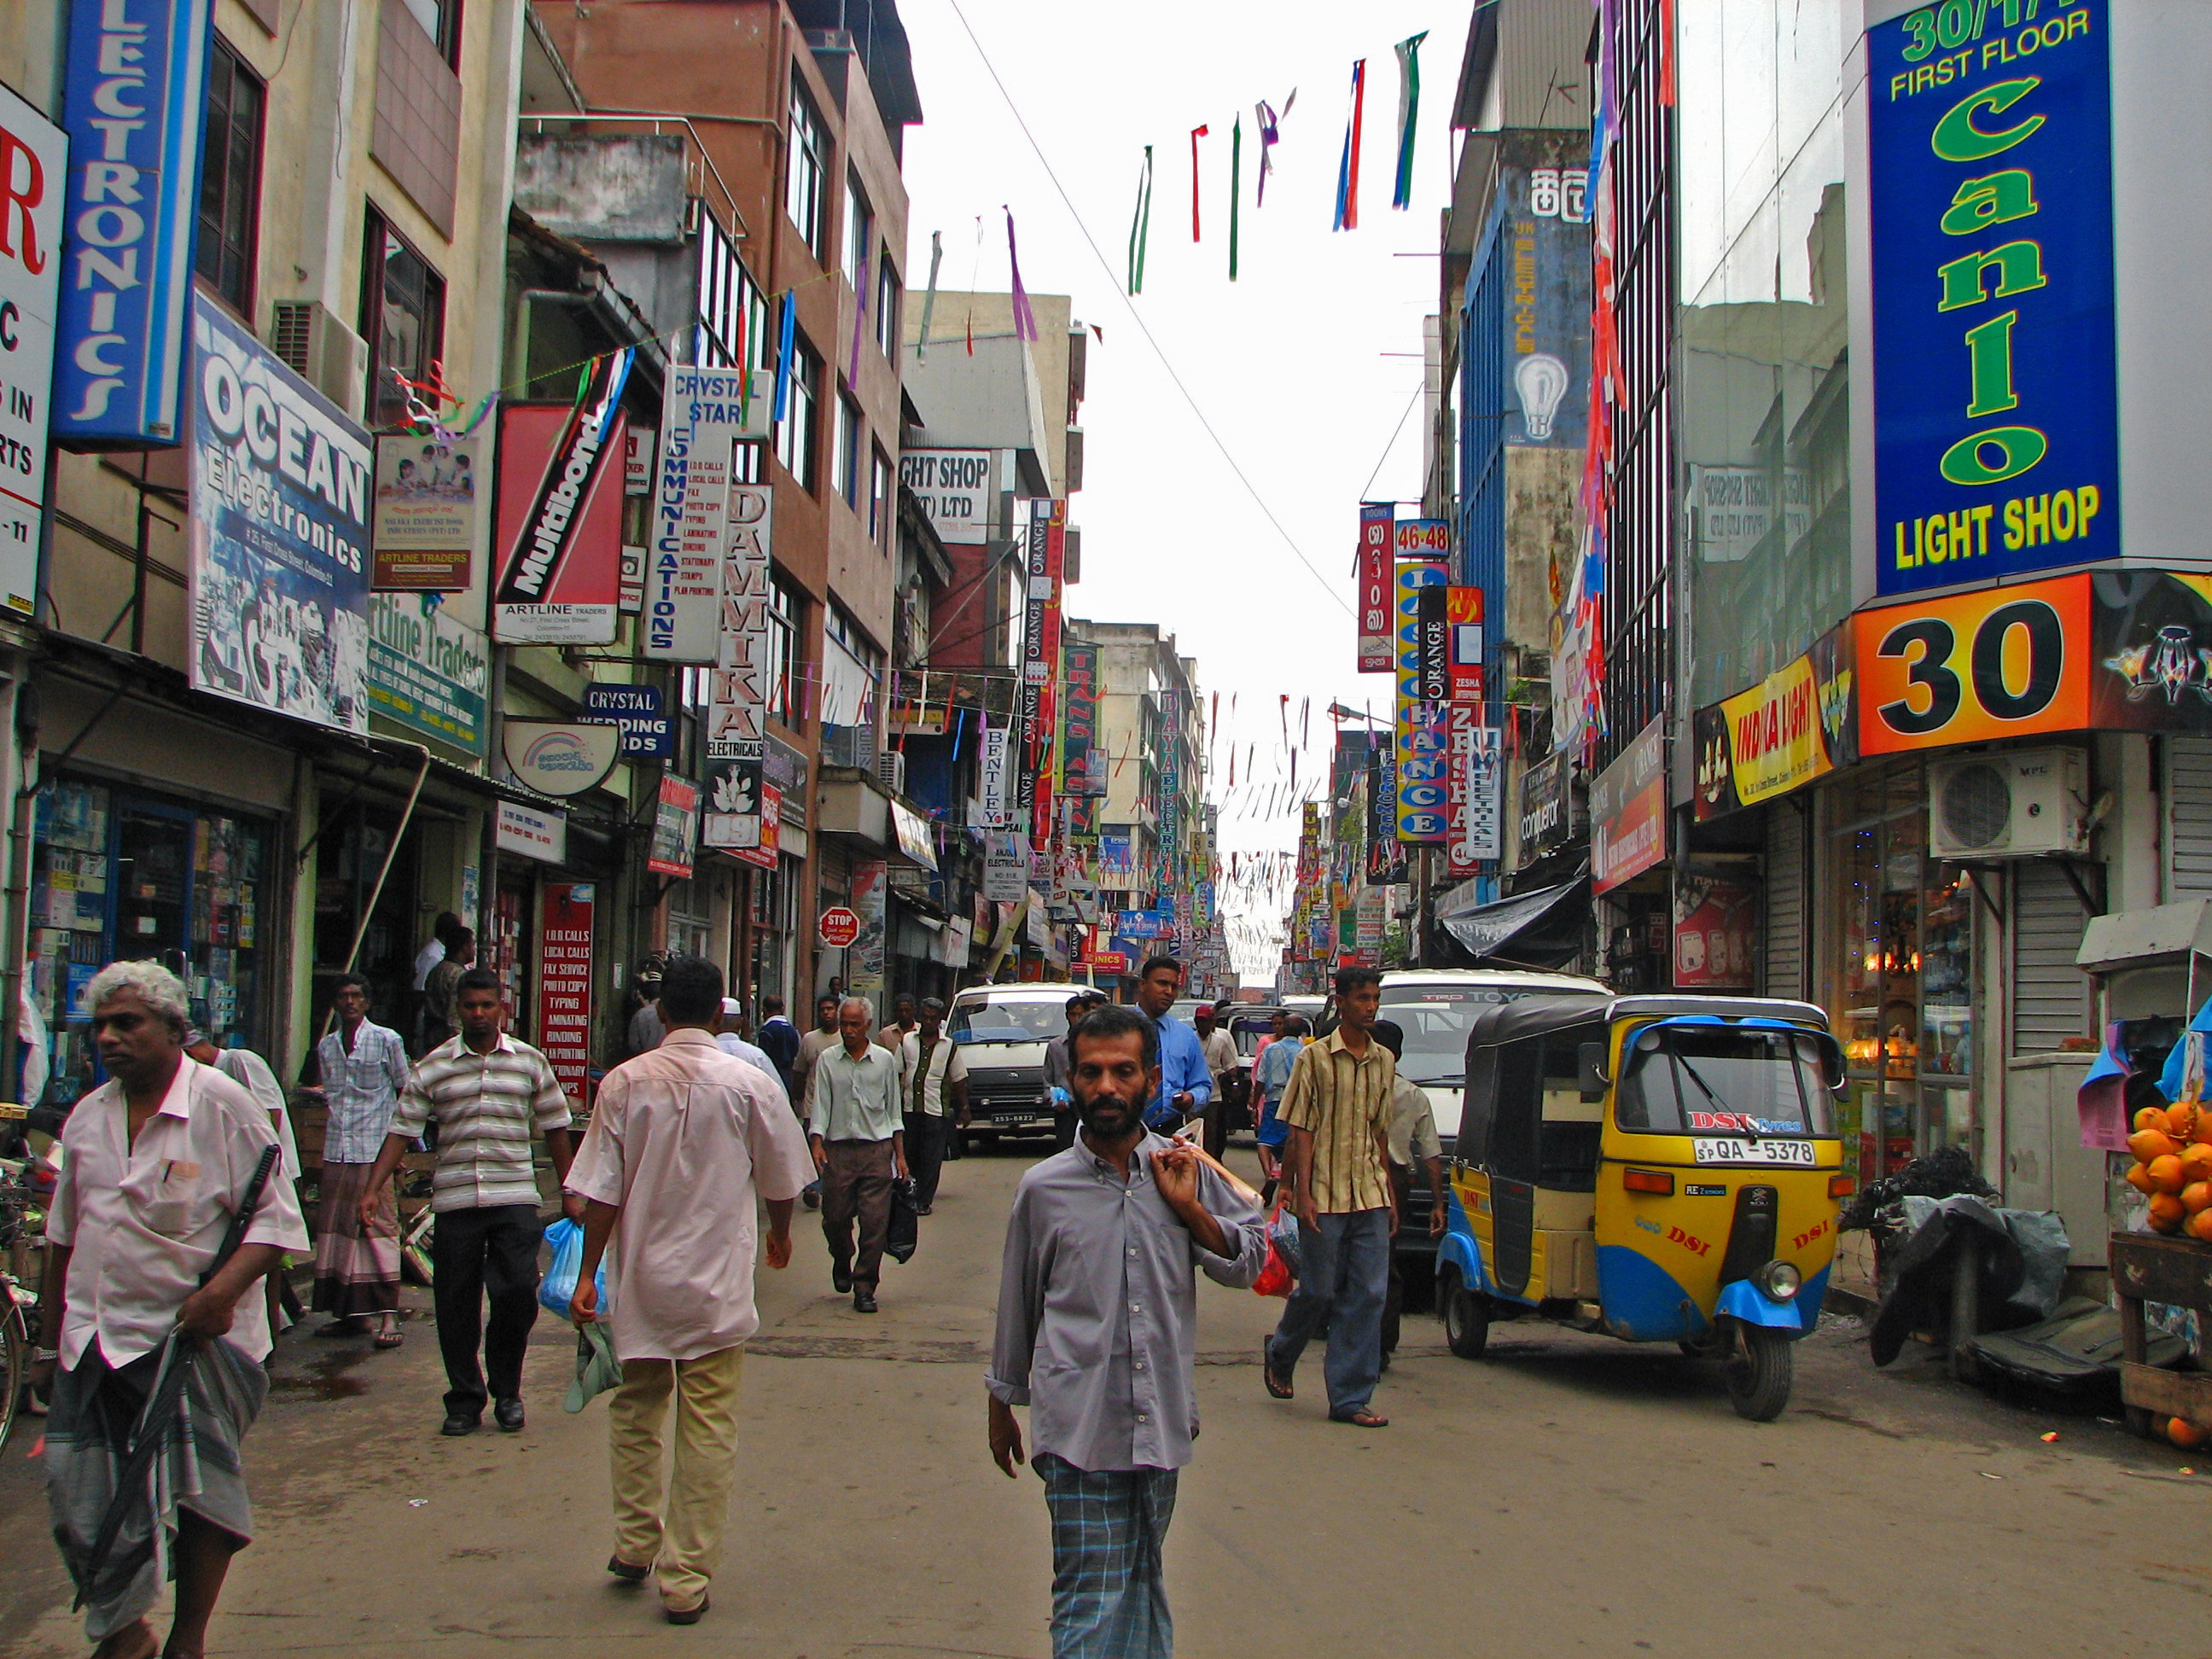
[950,981,1093,1145]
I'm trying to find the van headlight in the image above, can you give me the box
[1757,1260,1802,1301]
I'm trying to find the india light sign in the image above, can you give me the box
[1866,0,2117,595]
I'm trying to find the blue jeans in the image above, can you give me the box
[1266,1208,1391,1417]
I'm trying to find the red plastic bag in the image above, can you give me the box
[1251,1203,1295,1298]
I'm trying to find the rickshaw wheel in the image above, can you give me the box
[1441,1269,1490,1360]
[1724,1324,1793,1422]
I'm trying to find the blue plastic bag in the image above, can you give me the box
[538,1217,611,1316]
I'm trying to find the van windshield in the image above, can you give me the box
[1378,987,1550,1086]
[1615,1026,1833,1137]
[951,1001,1065,1045]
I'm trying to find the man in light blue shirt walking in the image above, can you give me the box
[1133,957,1212,1133]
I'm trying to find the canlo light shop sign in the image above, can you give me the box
[52,0,211,445]
[492,350,632,642]
[1866,0,2117,595]
[503,720,621,796]
[899,447,993,544]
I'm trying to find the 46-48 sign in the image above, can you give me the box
[1856,573,2090,755]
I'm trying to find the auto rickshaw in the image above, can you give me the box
[1435,993,1851,1420]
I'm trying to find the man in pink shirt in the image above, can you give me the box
[566,956,813,1626]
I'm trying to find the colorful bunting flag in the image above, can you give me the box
[1334,60,1366,230]
[916,230,942,362]
[1127,145,1154,295]
[771,289,795,422]
[1006,209,1039,341]
[1392,32,1427,210]
[1190,125,1209,242]
[1229,115,1243,279]
[1255,91,1294,204]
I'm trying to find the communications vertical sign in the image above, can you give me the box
[53,0,211,445]
[1357,501,1394,672]
[645,368,750,662]
[1867,0,2117,594]
[0,86,64,614]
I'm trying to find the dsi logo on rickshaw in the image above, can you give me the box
[1794,1218,1833,1252]
[1688,1110,1797,1136]
[1665,1225,1713,1260]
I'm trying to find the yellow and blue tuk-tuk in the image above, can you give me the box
[1436,993,1851,1420]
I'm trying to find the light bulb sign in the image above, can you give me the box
[1866,0,2117,596]
[1494,131,1592,451]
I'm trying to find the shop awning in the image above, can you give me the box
[1437,877,1587,962]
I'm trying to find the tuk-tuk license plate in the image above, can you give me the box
[1692,1137,1815,1167]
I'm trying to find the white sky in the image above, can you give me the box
[898,0,1469,977]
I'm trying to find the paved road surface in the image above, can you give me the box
[3,1142,2204,1656]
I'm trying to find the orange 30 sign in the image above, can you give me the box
[1856,573,2090,755]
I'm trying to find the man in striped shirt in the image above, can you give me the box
[1262,966,1398,1429]
[361,967,577,1436]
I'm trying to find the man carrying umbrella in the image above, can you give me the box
[38,960,307,1659]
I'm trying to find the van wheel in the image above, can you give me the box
[1725,1324,1794,1422]
[1441,1269,1490,1360]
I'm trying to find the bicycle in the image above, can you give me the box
[0,1160,47,1456]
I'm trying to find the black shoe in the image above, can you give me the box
[493,1397,526,1432]
[801,1181,823,1211]
[665,1593,710,1625]
[913,1204,934,1216]
[832,1263,853,1294]
[607,1556,651,1583]
[440,1412,479,1437]
[853,1291,878,1313]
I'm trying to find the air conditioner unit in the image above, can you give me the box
[875,748,905,798]
[821,722,878,771]
[1928,747,2088,859]
[269,301,367,415]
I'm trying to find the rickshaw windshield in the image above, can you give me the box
[1615,1025,1834,1137]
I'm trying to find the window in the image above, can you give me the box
[786,79,830,262]
[360,209,445,428]
[833,393,862,508]
[399,0,463,65]
[823,606,883,730]
[696,215,770,375]
[195,38,264,315]
[774,335,820,490]
[844,172,873,294]
[869,445,892,546]
[875,259,901,358]
[766,576,803,725]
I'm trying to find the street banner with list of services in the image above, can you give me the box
[186,293,372,735]
[538,883,595,1109]
[647,368,755,663]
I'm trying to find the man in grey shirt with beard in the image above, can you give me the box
[987,1003,1265,1659]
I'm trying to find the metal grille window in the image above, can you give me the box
[196,38,264,315]
[766,576,802,725]
[834,392,862,508]
[870,445,892,545]
[786,79,830,263]
[845,172,873,294]
[876,258,901,358]
[823,605,882,730]
[359,209,445,429]
[775,335,821,491]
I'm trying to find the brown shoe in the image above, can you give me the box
[665,1593,710,1625]
[607,1556,650,1583]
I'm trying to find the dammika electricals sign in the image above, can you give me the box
[1866,0,2117,594]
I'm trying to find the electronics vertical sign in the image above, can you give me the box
[53,0,212,445]
[1867,0,2117,595]
[1356,502,1393,672]
[1016,499,1063,852]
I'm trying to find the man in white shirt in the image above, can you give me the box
[714,998,789,1105]
[40,960,308,1659]
[1193,1004,1240,1158]
[806,998,907,1313]
[899,997,969,1214]
[568,958,813,1626]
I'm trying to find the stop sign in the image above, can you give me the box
[818,905,862,948]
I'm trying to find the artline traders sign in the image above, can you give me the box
[1866,0,2117,594]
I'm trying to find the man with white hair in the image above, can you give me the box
[40,960,309,1659]
[713,998,789,1107]
[804,997,907,1313]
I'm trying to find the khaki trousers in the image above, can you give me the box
[607,1346,747,1611]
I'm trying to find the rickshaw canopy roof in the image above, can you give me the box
[1464,994,1831,1052]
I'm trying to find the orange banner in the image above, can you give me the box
[1856,573,2091,755]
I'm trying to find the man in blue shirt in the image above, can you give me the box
[1134,956,1213,1132]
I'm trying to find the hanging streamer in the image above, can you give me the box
[1190,125,1209,242]
[771,289,796,423]
[1333,60,1366,231]
[917,230,943,363]
[1255,91,1295,205]
[1126,146,1154,296]
[1392,32,1427,211]
[1006,209,1039,342]
[1228,115,1243,280]
[850,247,870,382]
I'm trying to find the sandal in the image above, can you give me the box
[1262,1341,1294,1400]
[374,1330,405,1350]
[1334,1408,1390,1428]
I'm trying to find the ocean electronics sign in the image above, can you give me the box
[1867,0,2116,595]
[54,0,211,445]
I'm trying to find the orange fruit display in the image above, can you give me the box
[2171,1417,2205,1449]
[2188,1208,2212,1243]
[2149,1155,2189,1196]
[2169,1103,2201,1138]
[2128,1161,2161,1196]
[2131,1127,2183,1164]
[2150,1192,2189,1232]
[2182,1181,2212,1215]
[2140,1105,2173,1133]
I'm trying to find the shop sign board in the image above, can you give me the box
[1673,873,1756,991]
[647,367,755,663]
[1692,623,1856,818]
[371,428,487,590]
[0,84,62,616]
[898,447,993,544]
[940,913,972,969]
[763,733,809,828]
[185,294,371,735]
[1516,748,1575,864]
[625,426,654,493]
[1446,711,1502,876]
[1394,558,1449,841]
[1866,0,2117,596]
[979,722,1014,829]
[646,776,698,877]
[1591,715,1666,894]
[579,682,672,759]
[983,833,1028,903]
[1061,640,1103,796]
[818,904,861,949]
[701,758,761,849]
[1083,949,1130,976]
[1447,587,1485,701]
[1016,499,1063,843]
[1495,131,1594,451]
[492,353,632,642]
[504,720,620,797]
[366,591,487,754]
[538,882,595,1109]
[892,798,937,870]
[1394,518,1452,560]
[52,0,208,445]
[705,483,771,760]
[496,800,566,864]
[848,862,888,1000]
[1855,572,2090,756]
[1357,502,1394,672]
[733,781,780,870]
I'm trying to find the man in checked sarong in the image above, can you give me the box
[38,960,307,1659]
[987,1003,1265,1658]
